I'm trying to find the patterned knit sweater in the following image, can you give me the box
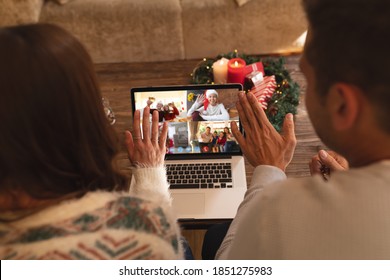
[0,167,183,260]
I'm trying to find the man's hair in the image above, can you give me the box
[0,24,127,199]
[302,0,390,132]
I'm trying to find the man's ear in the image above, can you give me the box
[327,83,361,131]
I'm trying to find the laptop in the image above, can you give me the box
[130,84,247,220]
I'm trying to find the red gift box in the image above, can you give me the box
[249,75,277,109]
[245,62,264,76]
[244,70,263,89]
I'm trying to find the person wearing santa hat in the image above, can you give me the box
[187,89,229,121]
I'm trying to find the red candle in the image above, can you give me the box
[227,58,246,85]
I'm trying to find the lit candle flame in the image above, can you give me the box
[234,61,239,67]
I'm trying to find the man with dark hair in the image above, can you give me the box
[216,0,390,259]
[200,126,213,143]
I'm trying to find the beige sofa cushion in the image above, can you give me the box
[40,0,185,63]
[0,0,44,26]
[181,0,307,59]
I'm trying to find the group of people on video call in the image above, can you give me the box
[190,88,238,152]
[146,99,180,122]
[146,88,230,123]
[200,126,236,152]
[148,88,233,153]
[1,0,390,261]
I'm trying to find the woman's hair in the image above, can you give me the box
[0,24,127,199]
[302,0,390,132]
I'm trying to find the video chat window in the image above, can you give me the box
[133,88,241,155]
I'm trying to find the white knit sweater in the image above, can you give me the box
[0,167,183,260]
[217,160,390,259]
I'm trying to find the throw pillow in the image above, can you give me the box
[0,0,44,26]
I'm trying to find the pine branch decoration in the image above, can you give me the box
[190,52,300,132]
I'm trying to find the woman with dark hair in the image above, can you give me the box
[0,24,183,259]
[216,131,227,152]
[223,127,233,140]
[223,126,237,152]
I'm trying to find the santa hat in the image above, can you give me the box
[205,89,218,98]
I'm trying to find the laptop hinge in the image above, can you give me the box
[165,153,234,160]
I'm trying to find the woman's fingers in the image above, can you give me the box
[125,130,134,162]
[132,110,142,140]
[151,110,159,143]
[159,122,168,151]
[197,94,205,103]
[127,108,168,167]
[142,106,151,141]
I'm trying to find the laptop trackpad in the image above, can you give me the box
[171,193,205,216]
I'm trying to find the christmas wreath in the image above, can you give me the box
[190,50,300,132]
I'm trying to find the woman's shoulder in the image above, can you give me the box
[104,194,173,230]
[70,192,178,236]
[0,191,181,258]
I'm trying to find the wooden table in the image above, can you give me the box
[95,54,325,259]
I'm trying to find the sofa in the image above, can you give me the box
[0,0,307,63]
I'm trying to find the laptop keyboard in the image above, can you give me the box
[166,162,233,189]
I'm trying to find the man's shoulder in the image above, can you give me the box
[257,166,385,203]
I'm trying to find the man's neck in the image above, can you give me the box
[345,133,390,168]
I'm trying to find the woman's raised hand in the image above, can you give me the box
[195,94,205,104]
[125,107,168,168]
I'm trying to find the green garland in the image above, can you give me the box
[190,51,300,132]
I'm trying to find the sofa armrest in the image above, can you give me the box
[0,0,45,27]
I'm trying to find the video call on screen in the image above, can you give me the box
[133,88,241,155]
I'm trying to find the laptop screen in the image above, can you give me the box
[131,84,243,159]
